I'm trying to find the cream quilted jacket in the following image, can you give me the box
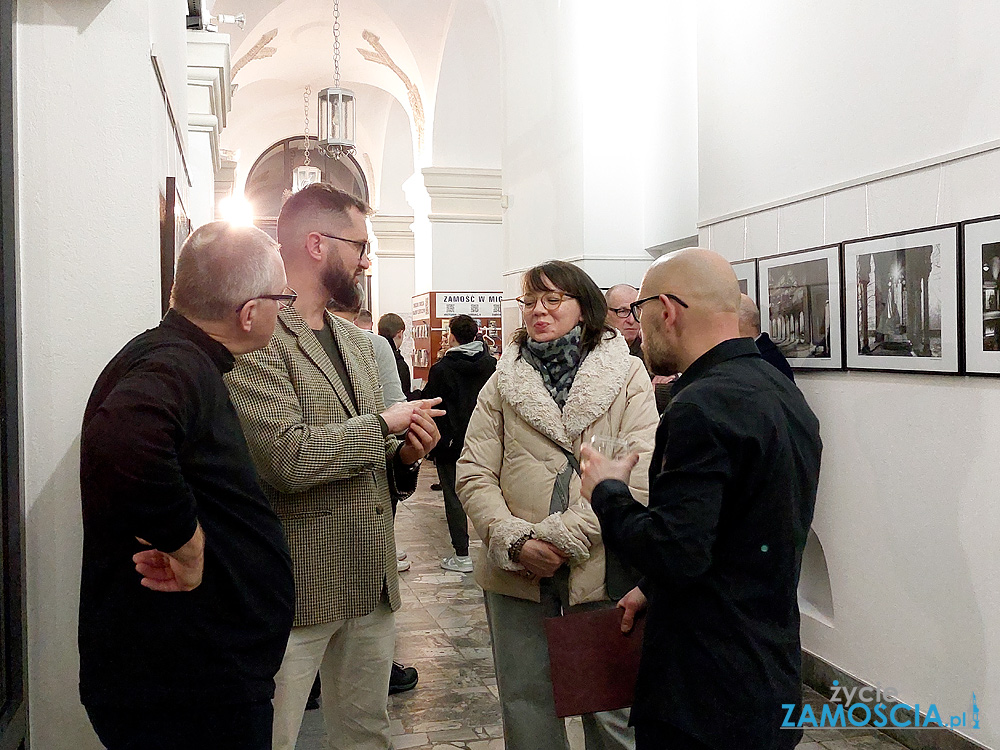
[456,331,658,605]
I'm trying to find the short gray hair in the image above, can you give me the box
[170,222,281,321]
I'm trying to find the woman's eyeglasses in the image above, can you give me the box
[513,292,576,311]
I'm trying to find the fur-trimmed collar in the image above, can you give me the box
[496,331,632,448]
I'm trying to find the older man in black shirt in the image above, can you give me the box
[581,248,822,750]
[79,222,295,749]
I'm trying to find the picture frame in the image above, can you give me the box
[756,245,843,370]
[960,215,1000,375]
[843,224,960,374]
[731,259,758,304]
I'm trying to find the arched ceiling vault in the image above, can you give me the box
[210,0,464,189]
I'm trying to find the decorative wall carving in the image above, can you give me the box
[359,30,425,151]
[232,29,278,80]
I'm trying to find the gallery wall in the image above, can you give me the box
[698,0,1000,223]
[698,2,1000,746]
[16,1,191,746]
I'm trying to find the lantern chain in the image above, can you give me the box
[333,0,342,90]
[303,85,312,167]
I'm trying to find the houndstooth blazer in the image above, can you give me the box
[225,306,414,627]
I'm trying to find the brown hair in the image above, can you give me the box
[378,312,406,339]
[512,260,616,355]
[276,183,372,246]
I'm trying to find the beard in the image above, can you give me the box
[323,255,365,312]
[642,330,680,376]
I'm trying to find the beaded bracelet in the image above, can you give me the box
[508,531,534,563]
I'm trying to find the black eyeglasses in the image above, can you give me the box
[608,306,633,319]
[237,287,297,312]
[629,293,689,322]
[317,231,370,259]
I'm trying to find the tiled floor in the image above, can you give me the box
[295,465,908,750]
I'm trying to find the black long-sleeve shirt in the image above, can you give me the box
[79,310,294,707]
[592,337,822,748]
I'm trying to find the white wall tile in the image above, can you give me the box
[824,185,869,243]
[708,217,746,260]
[746,210,779,258]
[777,197,825,254]
[866,166,942,236]
[938,148,1000,224]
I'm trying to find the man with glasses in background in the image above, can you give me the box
[605,283,644,358]
[79,222,295,749]
[226,183,443,750]
[606,282,677,412]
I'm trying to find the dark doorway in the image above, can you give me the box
[0,0,27,747]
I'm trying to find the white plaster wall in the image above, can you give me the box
[698,4,1000,745]
[15,1,188,746]
[698,0,1000,222]
[427,221,502,292]
[431,0,501,170]
[379,99,415,215]
[492,0,698,353]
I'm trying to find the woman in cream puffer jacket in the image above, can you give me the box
[456,261,657,750]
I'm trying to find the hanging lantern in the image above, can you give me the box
[315,0,356,160]
[316,86,356,159]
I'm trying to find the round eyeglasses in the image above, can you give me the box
[514,292,576,311]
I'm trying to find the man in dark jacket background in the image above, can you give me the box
[738,292,795,382]
[420,314,497,572]
[580,248,822,750]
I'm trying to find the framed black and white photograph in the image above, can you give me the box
[843,225,960,373]
[961,215,1000,375]
[731,259,758,305]
[756,245,842,369]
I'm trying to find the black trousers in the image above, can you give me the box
[86,699,272,750]
[436,459,469,556]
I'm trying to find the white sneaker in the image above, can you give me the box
[441,555,473,573]
[397,558,411,572]
[396,548,407,561]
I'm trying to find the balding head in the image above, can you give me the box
[637,247,742,374]
[605,284,640,344]
[640,248,740,315]
[738,294,761,338]
[170,221,282,321]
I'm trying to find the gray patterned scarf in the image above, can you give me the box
[520,325,583,409]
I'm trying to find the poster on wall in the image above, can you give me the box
[756,245,843,370]
[961,215,1000,375]
[731,259,758,305]
[843,225,960,374]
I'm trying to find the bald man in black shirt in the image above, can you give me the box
[581,248,822,750]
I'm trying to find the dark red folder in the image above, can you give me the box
[543,606,646,717]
